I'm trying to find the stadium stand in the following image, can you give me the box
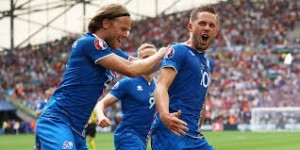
[0,0,299,133]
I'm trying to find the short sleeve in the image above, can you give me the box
[109,78,129,100]
[83,38,113,63]
[115,49,130,60]
[161,44,186,73]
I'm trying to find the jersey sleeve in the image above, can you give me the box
[115,48,130,60]
[161,44,185,73]
[82,38,114,63]
[109,78,129,100]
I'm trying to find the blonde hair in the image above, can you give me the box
[137,43,156,52]
[88,3,130,33]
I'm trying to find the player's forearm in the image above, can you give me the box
[95,94,117,118]
[199,95,208,126]
[129,52,163,76]
[95,102,106,119]
[154,85,170,116]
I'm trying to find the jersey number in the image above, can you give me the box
[149,97,155,109]
[200,72,210,88]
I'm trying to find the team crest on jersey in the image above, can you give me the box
[62,141,73,149]
[164,47,175,59]
[94,39,106,50]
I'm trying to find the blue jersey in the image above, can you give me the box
[42,33,129,136]
[110,76,156,146]
[151,43,214,138]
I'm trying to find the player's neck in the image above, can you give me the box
[183,40,205,53]
[94,30,106,41]
[183,40,193,48]
[141,75,153,83]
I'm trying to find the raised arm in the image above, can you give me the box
[95,94,118,128]
[155,67,188,136]
[97,47,165,77]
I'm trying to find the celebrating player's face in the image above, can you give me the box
[106,16,131,50]
[190,12,218,51]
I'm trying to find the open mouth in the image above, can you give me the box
[201,34,209,42]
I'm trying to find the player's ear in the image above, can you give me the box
[102,18,110,30]
[214,28,219,38]
[188,23,193,32]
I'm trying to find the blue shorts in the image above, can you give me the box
[114,130,147,150]
[151,128,214,150]
[36,115,88,150]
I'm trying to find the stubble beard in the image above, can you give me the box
[193,35,207,52]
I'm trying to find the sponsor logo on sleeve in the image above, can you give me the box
[164,47,175,59]
[94,39,105,50]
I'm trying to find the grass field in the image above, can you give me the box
[0,131,299,150]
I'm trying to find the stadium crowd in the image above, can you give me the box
[0,0,299,133]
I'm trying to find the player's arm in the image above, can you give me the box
[199,100,207,127]
[97,47,165,77]
[128,56,138,61]
[155,67,189,136]
[95,94,118,128]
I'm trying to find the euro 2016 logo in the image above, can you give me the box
[165,47,175,59]
[94,39,107,50]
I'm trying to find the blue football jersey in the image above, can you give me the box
[42,33,129,136]
[110,76,156,142]
[152,43,214,138]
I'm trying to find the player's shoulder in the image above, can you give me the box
[71,34,93,50]
[77,33,94,44]
[118,77,134,85]
[77,33,108,50]
[171,42,185,49]
[166,42,190,57]
[171,43,192,52]
[112,77,134,90]
[204,54,215,72]
[204,54,215,65]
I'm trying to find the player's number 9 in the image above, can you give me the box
[149,97,155,109]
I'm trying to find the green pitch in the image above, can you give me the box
[0,131,299,150]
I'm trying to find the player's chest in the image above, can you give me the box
[186,54,210,75]
[129,83,154,102]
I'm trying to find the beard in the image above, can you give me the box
[106,38,119,50]
[193,33,211,52]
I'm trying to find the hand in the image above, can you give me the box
[160,110,189,136]
[97,116,112,128]
[157,46,168,58]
